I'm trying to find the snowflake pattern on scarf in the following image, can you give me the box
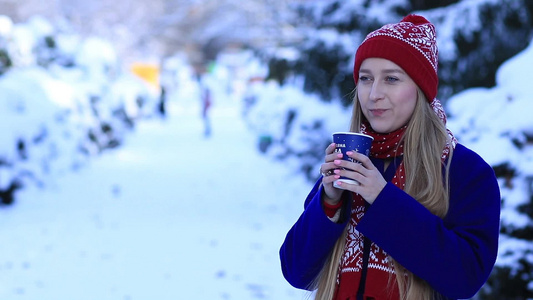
[339,203,395,277]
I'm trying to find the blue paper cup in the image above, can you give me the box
[332,132,373,187]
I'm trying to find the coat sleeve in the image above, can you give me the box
[279,178,351,290]
[356,144,501,299]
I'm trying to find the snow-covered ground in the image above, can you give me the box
[0,97,310,300]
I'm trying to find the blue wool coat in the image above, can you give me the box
[280,144,501,299]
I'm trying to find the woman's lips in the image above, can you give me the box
[369,109,388,117]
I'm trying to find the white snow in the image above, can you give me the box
[0,98,310,300]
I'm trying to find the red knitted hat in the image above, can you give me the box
[353,14,439,101]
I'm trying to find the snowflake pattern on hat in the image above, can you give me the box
[353,14,441,101]
[362,16,438,73]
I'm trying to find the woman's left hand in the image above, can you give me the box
[333,151,387,204]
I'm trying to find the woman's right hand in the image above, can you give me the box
[320,143,344,204]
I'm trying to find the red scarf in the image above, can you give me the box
[334,99,457,300]
[360,98,457,188]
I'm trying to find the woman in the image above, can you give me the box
[279,14,500,300]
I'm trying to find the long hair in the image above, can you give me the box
[311,89,454,300]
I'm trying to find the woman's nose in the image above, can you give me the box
[369,82,385,101]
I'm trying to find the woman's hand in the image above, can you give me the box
[330,151,387,205]
[319,143,345,204]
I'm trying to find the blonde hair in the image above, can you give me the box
[312,89,454,300]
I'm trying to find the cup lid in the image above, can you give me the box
[332,132,374,140]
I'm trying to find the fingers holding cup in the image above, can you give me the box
[320,142,343,177]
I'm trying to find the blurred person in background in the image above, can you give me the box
[200,81,212,137]
[280,15,500,300]
[195,64,212,137]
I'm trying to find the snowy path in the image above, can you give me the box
[0,99,310,300]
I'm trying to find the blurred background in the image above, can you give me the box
[0,0,532,299]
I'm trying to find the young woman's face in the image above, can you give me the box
[357,58,418,133]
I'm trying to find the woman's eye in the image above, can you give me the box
[385,76,399,83]
[359,76,371,82]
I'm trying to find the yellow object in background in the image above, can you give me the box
[130,63,160,90]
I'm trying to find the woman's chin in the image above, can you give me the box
[368,123,392,134]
